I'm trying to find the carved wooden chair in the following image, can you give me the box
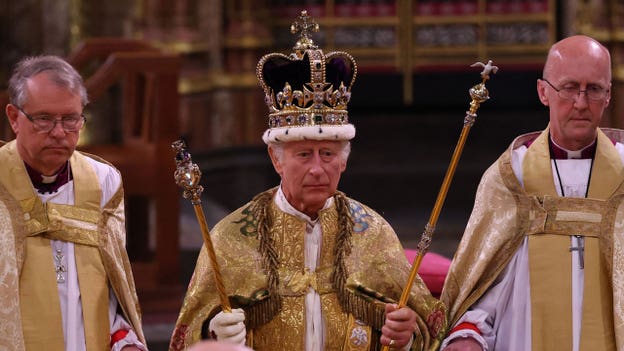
[68,38,183,311]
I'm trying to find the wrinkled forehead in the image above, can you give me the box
[283,139,344,150]
[23,73,84,108]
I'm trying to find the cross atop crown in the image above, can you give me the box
[291,10,319,56]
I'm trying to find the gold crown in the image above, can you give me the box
[256,10,358,144]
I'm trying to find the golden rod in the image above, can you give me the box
[172,139,231,313]
[381,61,497,351]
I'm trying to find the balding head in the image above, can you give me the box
[537,35,612,150]
[543,35,611,81]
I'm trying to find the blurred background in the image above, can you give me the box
[1,0,623,349]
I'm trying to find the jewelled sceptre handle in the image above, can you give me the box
[172,139,231,312]
[381,61,497,351]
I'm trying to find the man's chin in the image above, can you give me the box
[569,126,597,141]
[42,155,71,168]
[303,191,332,206]
[44,147,70,156]
[569,119,596,129]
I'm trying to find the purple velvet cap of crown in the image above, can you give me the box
[260,51,356,106]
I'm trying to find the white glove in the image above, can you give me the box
[208,308,246,345]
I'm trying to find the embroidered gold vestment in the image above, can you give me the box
[171,190,446,351]
[0,140,145,350]
[441,127,624,351]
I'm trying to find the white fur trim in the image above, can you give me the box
[262,124,355,144]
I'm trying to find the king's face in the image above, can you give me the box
[270,140,347,219]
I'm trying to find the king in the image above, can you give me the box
[170,10,446,351]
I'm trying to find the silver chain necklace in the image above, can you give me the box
[550,143,594,270]
[51,161,71,284]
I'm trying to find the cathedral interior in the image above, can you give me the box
[1,0,623,349]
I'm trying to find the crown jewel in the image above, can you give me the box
[257,10,358,144]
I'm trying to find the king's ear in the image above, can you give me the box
[267,146,283,176]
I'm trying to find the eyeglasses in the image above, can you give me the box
[17,106,86,133]
[542,78,609,101]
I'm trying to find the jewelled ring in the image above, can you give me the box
[389,339,396,347]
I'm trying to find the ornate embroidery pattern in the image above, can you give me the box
[233,204,258,237]
[348,200,372,233]
[427,308,445,338]
[349,325,368,346]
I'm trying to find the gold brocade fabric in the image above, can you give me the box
[252,201,351,350]
[0,176,26,351]
[171,190,446,351]
[441,128,624,351]
[343,314,372,351]
[20,236,68,349]
[0,140,146,350]
[523,128,617,351]
[18,148,110,350]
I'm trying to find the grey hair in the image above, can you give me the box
[7,55,88,108]
[269,140,351,164]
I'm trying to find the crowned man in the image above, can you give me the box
[0,56,146,350]
[170,11,445,351]
[441,35,624,351]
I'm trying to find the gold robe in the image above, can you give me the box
[171,189,446,351]
[0,140,146,350]
[441,127,624,350]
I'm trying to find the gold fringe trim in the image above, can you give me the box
[340,288,387,330]
[331,192,354,293]
[371,330,382,351]
[332,192,388,330]
[246,189,282,327]
[245,190,386,333]
[243,295,282,330]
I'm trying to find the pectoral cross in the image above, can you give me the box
[54,248,67,283]
[569,235,584,269]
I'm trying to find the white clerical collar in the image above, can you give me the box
[41,173,59,183]
[550,137,596,159]
[275,185,334,225]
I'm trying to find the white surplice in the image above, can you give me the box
[441,141,624,351]
[38,157,145,351]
